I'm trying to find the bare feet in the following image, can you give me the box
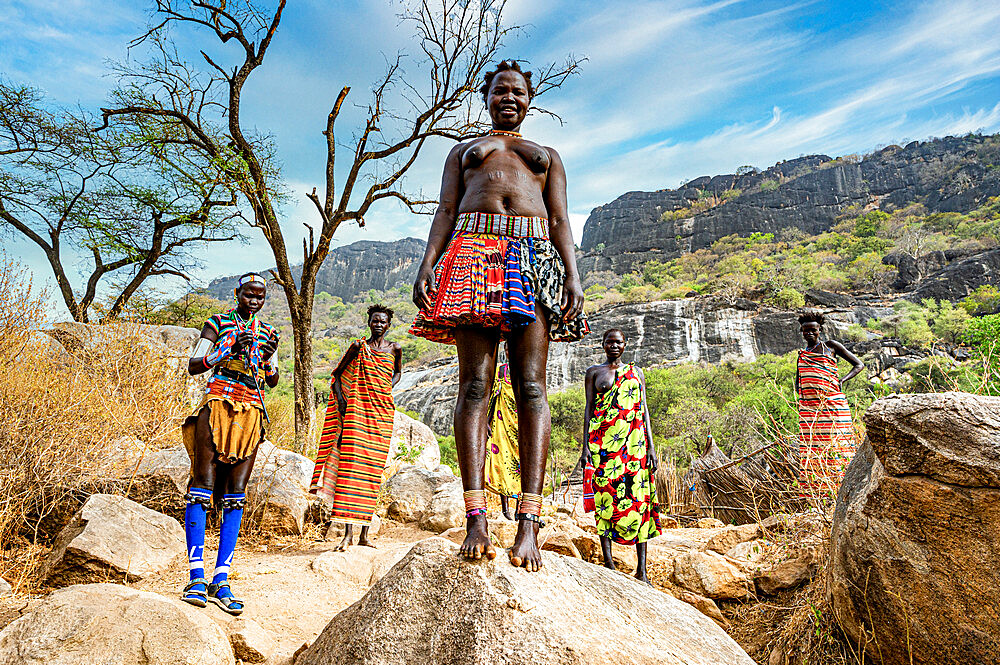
[357,537,376,548]
[635,571,652,586]
[500,496,514,521]
[508,519,542,572]
[459,514,496,561]
[333,532,352,552]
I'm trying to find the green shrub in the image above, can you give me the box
[961,285,1000,315]
[759,178,779,192]
[843,324,868,342]
[768,287,805,310]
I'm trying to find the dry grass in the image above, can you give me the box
[0,257,189,591]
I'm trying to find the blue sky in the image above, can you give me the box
[4,0,1000,305]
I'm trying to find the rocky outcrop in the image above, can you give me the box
[417,481,464,533]
[829,392,1000,665]
[579,135,1000,274]
[387,410,441,472]
[904,247,1000,302]
[206,237,425,303]
[248,441,315,535]
[382,465,460,524]
[44,494,184,586]
[0,583,234,665]
[225,619,277,664]
[297,537,755,665]
[397,298,889,435]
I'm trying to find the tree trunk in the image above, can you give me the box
[291,301,317,453]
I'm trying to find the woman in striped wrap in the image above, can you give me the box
[310,304,402,551]
[796,310,864,501]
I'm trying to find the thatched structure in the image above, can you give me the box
[683,436,809,525]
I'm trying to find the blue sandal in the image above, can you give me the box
[208,581,244,615]
[181,578,208,608]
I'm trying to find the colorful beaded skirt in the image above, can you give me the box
[409,212,589,345]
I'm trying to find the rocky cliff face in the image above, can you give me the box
[205,237,425,301]
[579,135,1000,274]
[395,297,890,435]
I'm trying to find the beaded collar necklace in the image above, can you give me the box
[488,129,522,137]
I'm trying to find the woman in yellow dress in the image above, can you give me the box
[486,359,521,519]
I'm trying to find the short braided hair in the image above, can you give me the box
[368,303,394,323]
[480,60,534,102]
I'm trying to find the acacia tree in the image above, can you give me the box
[103,0,582,448]
[0,81,242,322]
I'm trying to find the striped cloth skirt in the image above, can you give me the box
[409,212,589,344]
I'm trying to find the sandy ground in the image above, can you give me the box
[0,520,440,663]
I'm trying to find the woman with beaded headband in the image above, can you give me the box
[180,272,279,613]
[410,60,588,571]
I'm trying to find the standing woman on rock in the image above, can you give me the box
[311,304,402,550]
[579,328,660,584]
[486,353,521,520]
[182,273,280,613]
[796,310,864,500]
[410,60,588,571]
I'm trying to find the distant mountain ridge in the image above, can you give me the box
[205,134,1000,303]
[578,134,1000,274]
[205,237,425,302]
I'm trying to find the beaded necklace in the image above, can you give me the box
[488,128,522,138]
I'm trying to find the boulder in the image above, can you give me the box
[45,494,184,586]
[387,411,441,471]
[696,517,725,529]
[136,445,190,493]
[247,441,315,535]
[0,579,10,598]
[830,392,1000,665]
[383,465,459,523]
[22,331,71,362]
[706,523,760,554]
[225,618,276,664]
[0,583,234,665]
[725,539,773,569]
[676,590,728,628]
[755,547,821,595]
[540,530,582,559]
[417,482,464,533]
[572,532,638,572]
[312,544,411,588]
[674,550,750,599]
[296,538,755,665]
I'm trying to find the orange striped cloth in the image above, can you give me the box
[797,348,856,499]
[310,340,395,525]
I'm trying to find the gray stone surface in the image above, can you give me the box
[45,494,184,586]
[0,583,234,665]
[297,538,755,665]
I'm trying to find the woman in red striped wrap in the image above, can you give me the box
[796,310,865,501]
[310,304,402,551]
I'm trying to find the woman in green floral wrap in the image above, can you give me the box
[579,328,660,584]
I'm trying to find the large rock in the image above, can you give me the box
[0,583,234,665]
[388,410,441,471]
[136,445,191,493]
[417,481,464,533]
[248,441,314,535]
[45,494,184,586]
[830,392,1000,665]
[673,550,750,600]
[297,538,755,665]
[383,465,460,523]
